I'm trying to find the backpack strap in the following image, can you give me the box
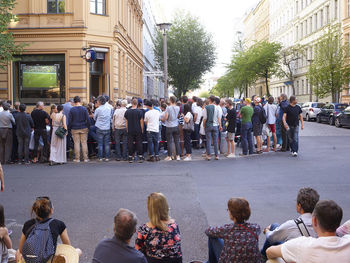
[294,218,310,237]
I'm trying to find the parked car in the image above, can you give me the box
[335,106,350,128]
[301,102,325,121]
[317,103,348,125]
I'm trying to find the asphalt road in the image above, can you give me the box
[1,121,350,262]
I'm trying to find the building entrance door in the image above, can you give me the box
[89,52,106,99]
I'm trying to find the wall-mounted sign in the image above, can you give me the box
[85,49,97,62]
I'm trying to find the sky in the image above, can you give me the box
[152,0,260,82]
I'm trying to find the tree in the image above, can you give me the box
[277,45,306,95]
[154,12,216,98]
[247,41,282,97]
[0,0,26,69]
[307,25,350,102]
[211,73,235,98]
[198,90,210,98]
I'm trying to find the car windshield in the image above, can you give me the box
[312,103,325,108]
[335,104,348,110]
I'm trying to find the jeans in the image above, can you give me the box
[0,128,13,163]
[96,128,111,159]
[241,122,254,155]
[208,237,224,263]
[147,131,159,156]
[205,126,219,156]
[193,123,200,148]
[33,128,49,161]
[184,129,192,154]
[288,126,299,153]
[261,223,281,257]
[71,128,89,160]
[17,134,30,162]
[114,129,128,159]
[161,125,167,150]
[275,119,282,145]
[128,132,143,157]
[281,121,289,151]
[166,126,180,156]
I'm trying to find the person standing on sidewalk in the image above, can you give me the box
[263,96,278,152]
[252,97,264,154]
[112,99,128,161]
[202,95,221,161]
[182,103,194,161]
[283,96,304,157]
[144,101,161,162]
[240,98,254,156]
[225,99,236,158]
[125,98,144,163]
[279,94,290,152]
[0,103,15,164]
[14,104,34,164]
[94,95,113,162]
[68,96,90,163]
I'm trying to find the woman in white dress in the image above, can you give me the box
[49,104,67,165]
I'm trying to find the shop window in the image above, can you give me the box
[90,0,106,15]
[47,0,65,13]
[13,55,65,105]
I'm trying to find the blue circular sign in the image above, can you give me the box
[85,49,96,62]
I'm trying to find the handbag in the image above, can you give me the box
[55,115,66,139]
[183,114,194,131]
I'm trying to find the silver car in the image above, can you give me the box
[301,102,325,121]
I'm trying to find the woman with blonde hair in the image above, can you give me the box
[135,193,182,263]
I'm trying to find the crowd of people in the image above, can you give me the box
[0,189,349,263]
[0,93,304,165]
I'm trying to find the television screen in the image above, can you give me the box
[22,65,57,89]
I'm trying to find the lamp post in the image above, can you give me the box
[157,23,172,98]
[307,59,314,101]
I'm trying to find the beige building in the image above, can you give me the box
[342,0,350,103]
[0,0,143,106]
[243,0,270,97]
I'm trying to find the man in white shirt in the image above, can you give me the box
[113,100,128,161]
[267,200,350,263]
[193,99,203,149]
[263,96,278,152]
[261,188,319,258]
[144,100,161,162]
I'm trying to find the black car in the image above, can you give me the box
[316,103,348,125]
[335,106,350,128]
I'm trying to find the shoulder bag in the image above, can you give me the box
[55,115,66,139]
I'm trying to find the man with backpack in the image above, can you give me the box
[252,96,266,154]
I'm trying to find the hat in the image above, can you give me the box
[47,244,79,263]
[245,98,251,104]
[137,98,143,105]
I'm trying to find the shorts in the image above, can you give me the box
[268,124,276,133]
[253,123,263,136]
[227,132,235,141]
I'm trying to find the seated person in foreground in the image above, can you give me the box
[266,200,350,263]
[337,219,350,237]
[93,208,147,263]
[261,187,319,257]
[205,198,263,263]
[135,192,182,263]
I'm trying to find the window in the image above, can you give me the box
[320,9,323,27]
[335,0,338,19]
[296,1,299,13]
[326,6,330,24]
[315,13,318,30]
[348,0,350,17]
[296,81,300,95]
[302,79,305,94]
[90,0,106,15]
[296,25,299,40]
[47,0,65,13]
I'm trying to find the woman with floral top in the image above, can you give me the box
[205,198,263,263]
[135,192,182,263]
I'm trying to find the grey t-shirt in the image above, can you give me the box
[165,105,180,128]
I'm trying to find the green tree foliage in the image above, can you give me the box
[198,90,210,98]
[211,73,235,98]
[278,45,306,95]
[154,12,216,98]
[0,0,26,69]
[307,25,350,102]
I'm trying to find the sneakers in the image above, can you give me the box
[292,152,298,157]
[84,159,89,163]
[226,153,236,158]
[176,155,181,161]
[138,156,144,163]
[164,156,172,161]
[104,158,110,162]
[184,156,192,161]
[73,159,80,163]
[98,158,103,162]
[128,156,133,163]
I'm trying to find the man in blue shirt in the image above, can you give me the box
[92,209,147,263]
[94,95,113,161]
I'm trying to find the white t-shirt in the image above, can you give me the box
[193,106,202,125]
[264,103,278,125]
[144,109,161,133]
[281,235,350,263]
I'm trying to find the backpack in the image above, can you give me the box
[22,219,55,263]
[259,105,267,124]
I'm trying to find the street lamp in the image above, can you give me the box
[157,23,172,98]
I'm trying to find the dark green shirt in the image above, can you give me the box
[241,106,253,124]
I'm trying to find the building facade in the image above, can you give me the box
[342,0,350,103]
[0,0,143,105]
[142,0,164,99]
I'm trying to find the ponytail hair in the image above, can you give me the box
[31,198,52,220]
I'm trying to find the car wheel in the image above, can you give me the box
[335,118,342,128]
[329,117,334,126]
[306,114,310,122]
[317,115,321,123]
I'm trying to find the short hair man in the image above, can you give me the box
[112,99,128,161]
[278,94,290,152]
[263,96,278,152]
[0,103,16,164]
[267,200,350,263]
[252,96,263,154]
[92,209,147,263]
[261,188,320,258]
